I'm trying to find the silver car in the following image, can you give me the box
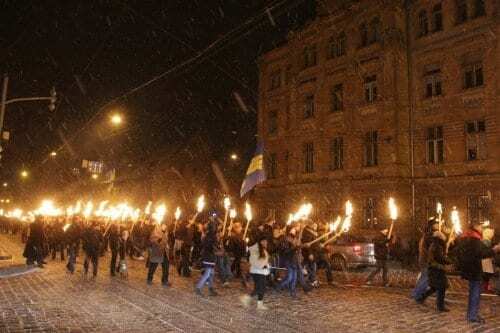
[328,235,376,270]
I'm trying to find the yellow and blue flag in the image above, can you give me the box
[240,142,266,197]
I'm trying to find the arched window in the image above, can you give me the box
[369,17,381,44]
[360,23,368,47]
[432,4,443,32]
[418,10,429,37]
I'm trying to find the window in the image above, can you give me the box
[456,0,468,24]
[427,126,444,164]
[424,65,442,98]
[268,110,278,134]
[464,62,484,89]
[303,45,317,69]
[303,94,315,119]
[360,23,368,47]
[418,10,429,37]
[364,131,378,167]
[364,75,377,103]
[329,33,346,58]
[267,153,277,179]
[330,137,344,171]
[303,142,314,173]
[468,195,491,224]
[284,66,292,85]
[466,120,486,161]
[473,0,486,18]
[363,198,378,229]
[284,151,290,176]
[369,18,381,44]
[432,4,443,32]
[270,71,281,90]
[331,84,343,112]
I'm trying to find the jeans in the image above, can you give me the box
[216,255,232,283]
[147,258,170,284]
[412,269,429,300]
[279,264,298,295]
[251,273,266,301]
[231,256,242,278]
[83,253,99,277]
[110,248,118,275]
[196,265,215,290]
[367,259,388,284]
[467,280,481,321]
[305,261,317,283]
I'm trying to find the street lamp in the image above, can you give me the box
[230,153,239,161]
[2,183,7,187]
[91,174,99,180]
[20,170,28,179]
[50,151,57,157]
[110,114,123,126]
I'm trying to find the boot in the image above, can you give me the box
[257,301,269,311]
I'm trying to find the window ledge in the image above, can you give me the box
[359,103,378,115]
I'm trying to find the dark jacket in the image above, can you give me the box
[418,232,433,270]
[279,236,299,267]
[226,233,246,258]
[82,227,103,256]
[427,232,450,290]
[148,230,168,264]
[200,222,217,266]
[456,229,495,281]
[373,234,390,261]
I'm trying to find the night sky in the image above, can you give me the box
[1,0,315,200]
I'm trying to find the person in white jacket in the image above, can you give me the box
[240,237,270,310]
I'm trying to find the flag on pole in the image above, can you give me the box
[240,142,266,197]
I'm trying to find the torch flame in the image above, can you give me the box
[451,207,462,235]
[74,201,82,215]
[244,202,252,221]
[174,207,181,220]
[196,195,205,213]
[342,215,352,233]
[36,200,62,217]
[345,200,353,217]
[83,201,93,218]
[152,204,167,224]
[436,202,443,215]
[224,197,231,210]
[145,201,152,215]
[331,216,342,232]
[63,223,71,232]
[229,208,237,219]
[389,197,398,220]
[66,205,74,216]
[292,203,312,221]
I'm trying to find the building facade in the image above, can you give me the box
[255,0,500,238]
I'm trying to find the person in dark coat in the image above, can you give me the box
[65,219,81,274]
[176,219,194,277]
[107,223,120,276]
[456,221,500,323]
[416,231,450,312]
[412,218,439,301]
[23,217,46,267]
[195,218,218,296]
[226,222,246,278]
[82,222,103,278]
[277,227,301,298]
[147,224,171,286]
[366,229,391,286]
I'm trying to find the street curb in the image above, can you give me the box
[0,265,41,279]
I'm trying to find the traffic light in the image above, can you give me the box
[49,87,57,111]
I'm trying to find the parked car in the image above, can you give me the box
[327,235,376,270]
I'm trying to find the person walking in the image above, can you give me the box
[146,224,171,286]
[108,223,120,277]
[240,237,270,310]
[23,217,47,267]
[366,229,391,286]
[82,222,103,279]
[412,218,439,301]
[195,218,218,297]
[415,230,450,312]
[277,227,300,298]
[456,221,500,323]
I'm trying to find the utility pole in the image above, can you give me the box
[0,74,57,159]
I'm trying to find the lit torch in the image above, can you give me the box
[227,208,237,234]
[196,195,206,213]
[173,207,182,233]
[306,216,341,246]
[152,204,167,225]
[387,197,398,240]
[447,206,462,253]
[242,202,252,240]
[437,202,443,232]
[222,196,231,236]
[83,201,93,219]
[144,201,152,215]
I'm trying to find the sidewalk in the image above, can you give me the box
[0,233,40,278]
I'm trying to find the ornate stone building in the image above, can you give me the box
[255,0,499,238]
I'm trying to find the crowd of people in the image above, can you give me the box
[0,210,499,323]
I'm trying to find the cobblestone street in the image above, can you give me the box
[0,234,498,333]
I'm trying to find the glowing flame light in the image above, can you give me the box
[63,223,71,232]
[95,201,108,217]
[83,201,93,218]
[145,201,152,215]
[224,197,231,210]
[389,197,398,220]
[74,201,82,215]
[36,200,62,217]
[436,202,443,215]
[451,207,462,235]
[292,203,312,222]
[244,202,252,221]
[345,200,353,217]
[331,216,342,232]
[196,195,205,213]
[174,207,181,220]
[152,204,167,224]
[229,208,237,219]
